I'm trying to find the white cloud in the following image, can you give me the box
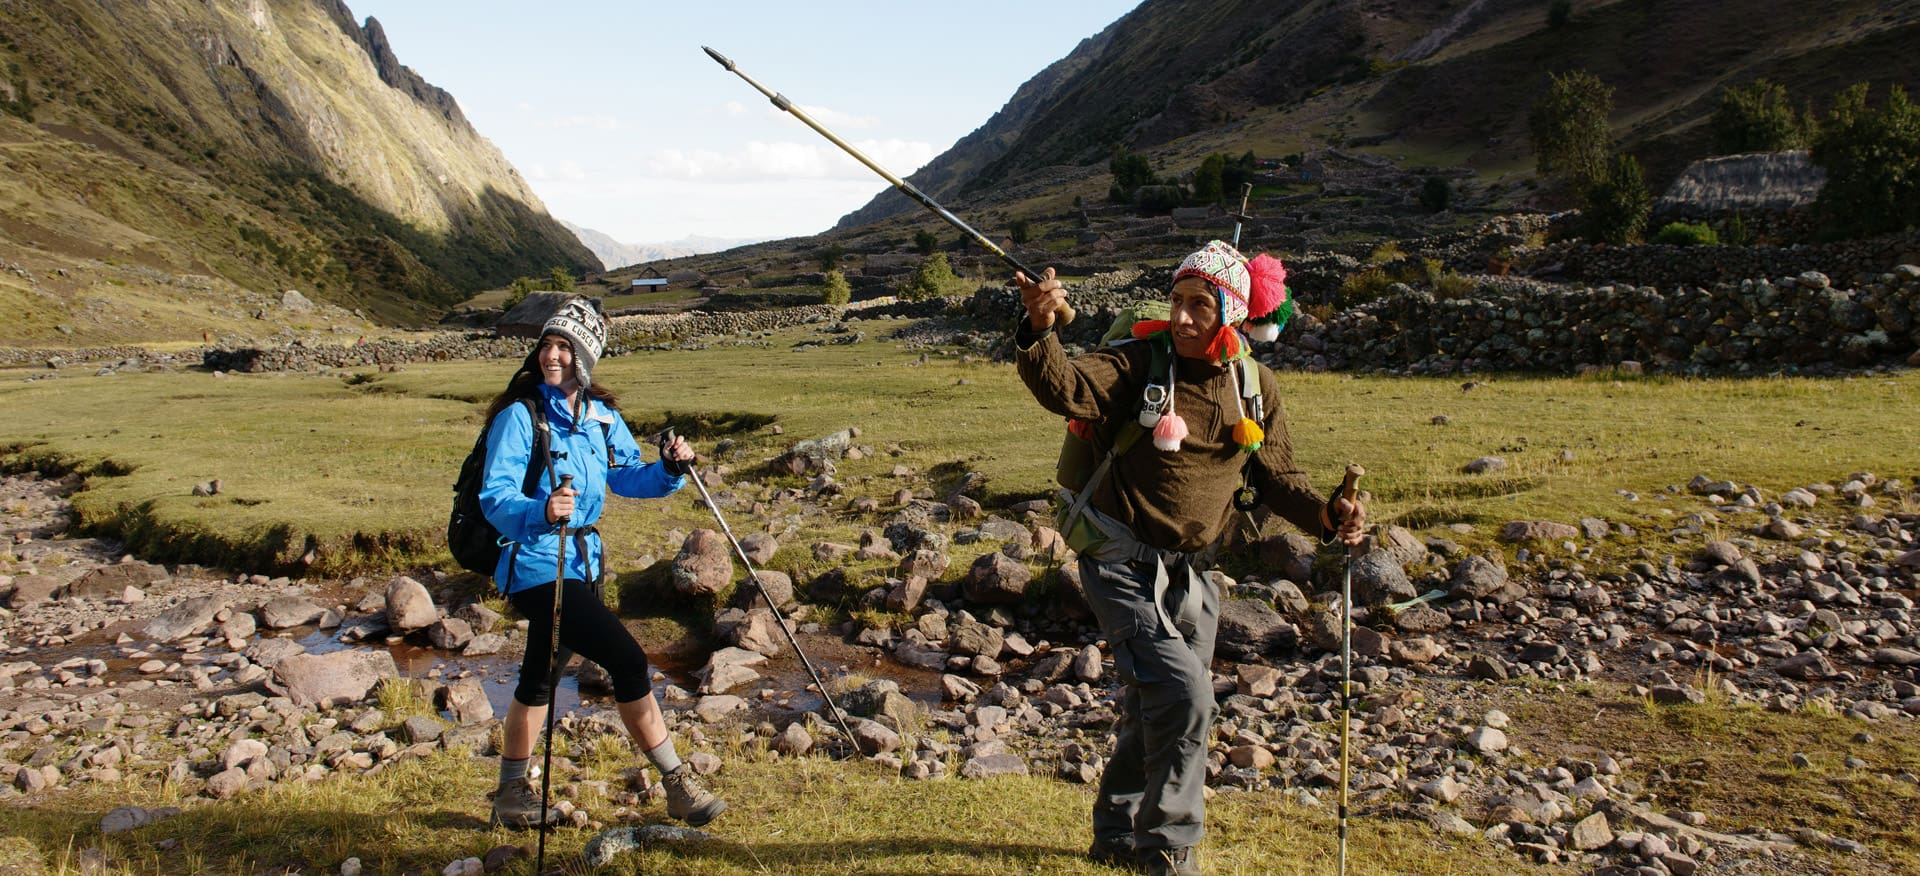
[724,100,745,115]
[788,103,879,130]
[642,139,934,182]
[538,113,622,131]
[531,161,588,181]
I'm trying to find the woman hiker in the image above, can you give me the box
[478,297,726,829]
[1013,241,1368,876]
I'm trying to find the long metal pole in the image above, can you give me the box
[536,472,573,876]
[673,439,862,751]
[702,45,1073,325]
[1335,463,1363,876]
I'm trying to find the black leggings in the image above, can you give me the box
[507,578,652,706]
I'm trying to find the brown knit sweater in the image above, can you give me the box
[1016,327,1328,553]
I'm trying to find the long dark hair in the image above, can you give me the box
[483,340,621,426]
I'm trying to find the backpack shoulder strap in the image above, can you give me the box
[518,397,551,496]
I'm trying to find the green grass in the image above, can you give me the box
[0,746,1553,875]
[0,321,1915,577]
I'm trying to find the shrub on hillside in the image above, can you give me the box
[815,243,846,273]
[1548,0,1572,28]
[1652,221,1719,247]
[898,253,971,301]
[1583,154,1650,244]
[1109,145,1156,203]
[1008,218,1032,245]
[913,229,939,256]
[1420,176,1452,212]
[820,270,852,306]
[1712,79,1806,154]
[1530,70,1614,192]
[1133,184,1185,213]
[1811,83,1920,238]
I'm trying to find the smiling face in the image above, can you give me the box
[536,334,576,390]
[1168,276,1223,360]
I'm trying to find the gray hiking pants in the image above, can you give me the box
[1077,528,1221,852]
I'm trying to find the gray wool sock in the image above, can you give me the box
[644,739,683,776]
[499,756,530,787]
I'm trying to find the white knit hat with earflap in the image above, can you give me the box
[540,297,608,389]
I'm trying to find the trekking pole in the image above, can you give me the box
[536,473,573,876]
[666,431,864,753]
[702,45,1074,326]
[1335,463,1363,876]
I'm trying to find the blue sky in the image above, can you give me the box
[350,1,1140,246]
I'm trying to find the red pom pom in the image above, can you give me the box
[1247,254,1288,319]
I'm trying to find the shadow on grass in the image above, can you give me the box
[590,835,1107,876]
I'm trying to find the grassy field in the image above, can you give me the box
[0,319,1915,577]
[0,742,1553,876]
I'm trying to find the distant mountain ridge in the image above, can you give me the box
[559,222,762,271]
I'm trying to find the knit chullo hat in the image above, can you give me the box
[541,296,608,389]
[1131,240,1292,454]
[1168,239,1293,357]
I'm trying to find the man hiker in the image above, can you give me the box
[1013,240,1368,876]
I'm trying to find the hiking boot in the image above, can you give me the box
[489,779,560,829]
[662,764,727,826]
[1145,846,1200,876]
[1088,837,1143,871]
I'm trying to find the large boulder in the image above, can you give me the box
[673,529,735,597]
[259,596,325,630]
[1350,550,1417,605]
[269,650,398,708]
[65,562,170,600]
[144,595,232,641]
[1450,555,1522,604]
[385,576,438,632]
[1217,598,1297,656]
[1257,533,1317,584]
[963,553,1031,604]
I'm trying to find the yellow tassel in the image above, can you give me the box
[1233,417,1264,452]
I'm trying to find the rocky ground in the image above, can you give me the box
[2,446,1918,873]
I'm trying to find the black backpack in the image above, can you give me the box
[447,398,550,575]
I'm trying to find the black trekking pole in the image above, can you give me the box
[663,429,863,752]
[1335,463,1363,876]
[536,473,573,876]
[702,45,1074,327]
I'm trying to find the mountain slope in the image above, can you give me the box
[835,0,1920,233]
[0,0,596,343]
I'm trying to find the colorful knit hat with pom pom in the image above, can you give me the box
[1171,240,1294,351]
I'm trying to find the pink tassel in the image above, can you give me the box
[1152,412,1188,451]
[1247,253,1288,319]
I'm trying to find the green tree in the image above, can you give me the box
[1419,176,1453,212]
[1530,70,1614,191]
[815,243,846,272]
[504,275,538,309]
[1548,0,1572,29]
[1583,153,1650,244]
[1008,218,1032,245]
[1109,145,1156,203]
[1191,153,1226,204]
[913,228,939,255]
[1221,151,1258,199]
[546,267,575,293]
[820,269,852,306]
[1810,83,1920,237]
[898,253,969,301]
[1712,79,1804,154]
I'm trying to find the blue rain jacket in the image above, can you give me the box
[479,382,684,594]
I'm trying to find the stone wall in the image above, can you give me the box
[1265,267,1920,375]
[1538,234,1920,291]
